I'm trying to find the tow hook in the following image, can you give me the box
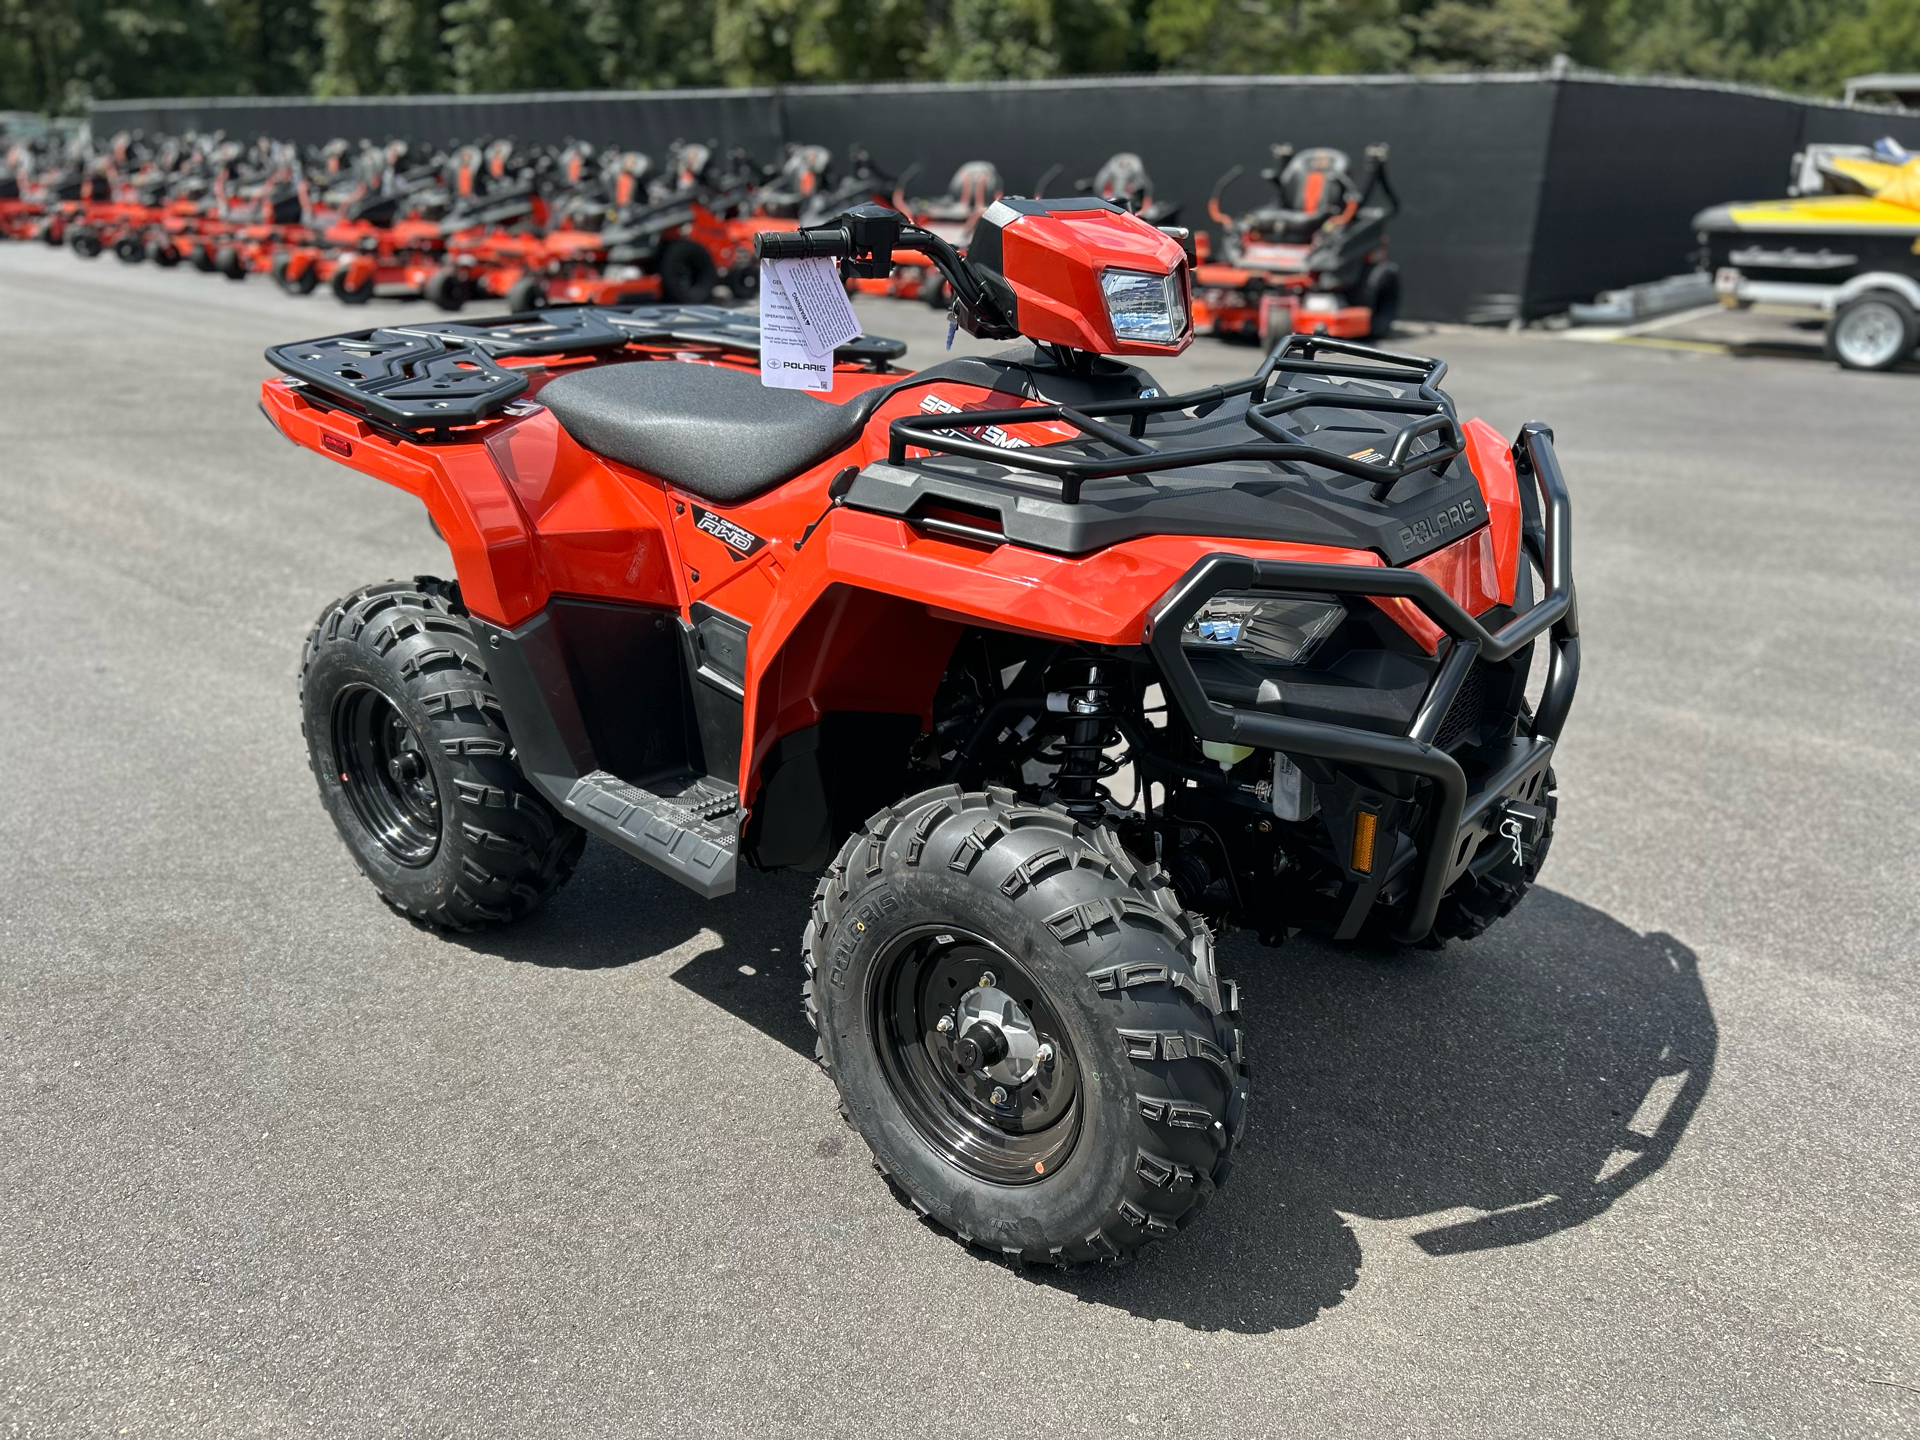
[1495,798,1549,868]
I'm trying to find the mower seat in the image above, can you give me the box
[1254,147,1354,244]
[538,359,891,504]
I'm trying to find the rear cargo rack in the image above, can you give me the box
[264,304,907,434]
[888,334,1462,503]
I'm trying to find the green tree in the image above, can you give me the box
[314,0,448,95]
[1411,0,1574,69]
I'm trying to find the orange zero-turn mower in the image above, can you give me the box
[261,194,1577,1263]
[1193,143,1401,343]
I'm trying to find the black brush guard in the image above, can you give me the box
[1143,421,1578,944]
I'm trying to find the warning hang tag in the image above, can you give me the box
[758,259,835,392]
[771,255,862,356]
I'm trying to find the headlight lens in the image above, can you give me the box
[1100,266,1186,343]
[1180,592,1346,665]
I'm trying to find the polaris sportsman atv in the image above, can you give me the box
[263,196,1578,1264]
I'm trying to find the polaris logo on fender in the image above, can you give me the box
[1399,497,1478,551]
[691,505,766,559]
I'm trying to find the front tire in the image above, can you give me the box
[424,267,472,312]
[804,787,1248,1264]
[300,578,585,931]
[656,238,716,304]
[332,267,375,305]
[1828,290,1917,371]
[504,274,547,313]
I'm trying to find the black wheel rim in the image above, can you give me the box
[332,685,441,866]
[873,926,1083,1186]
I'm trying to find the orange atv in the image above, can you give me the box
[1194,143,1401,343]
[261,197,1576,1263]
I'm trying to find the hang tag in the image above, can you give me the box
[758,260,835,392]
[767,255,862,356]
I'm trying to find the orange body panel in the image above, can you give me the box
[261,352,1515,814]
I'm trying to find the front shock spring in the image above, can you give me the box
[1047,656,1124,825]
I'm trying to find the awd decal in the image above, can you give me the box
[690,505,767,559]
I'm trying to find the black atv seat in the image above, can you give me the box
[538,360,893,503]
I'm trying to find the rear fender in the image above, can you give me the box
[259,379,547,623]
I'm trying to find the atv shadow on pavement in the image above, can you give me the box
[448,851,1715,1335]
[1042,886,1718,1331]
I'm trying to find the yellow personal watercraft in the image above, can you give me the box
[1695,138,1920,370]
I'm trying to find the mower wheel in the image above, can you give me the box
[1828,290,1917,371]
[804,786,1248,1265]
[424,267,472,312]
[332,268,375,305]
[504,276,547,313]
[657,238,716,304]
[1431,770,1557,942]
[920,269,948,307]
[148,239,180,267]
[724,267,759,301]
[188,243,217,273]
[113,235,145,264]
[215,246,247,281]
[69,230,102,259]
[300,577,586,932]
[1363,262,1401,338]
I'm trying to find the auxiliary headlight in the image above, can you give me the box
[1180,592,1346,665]
[1100,267,1186,344]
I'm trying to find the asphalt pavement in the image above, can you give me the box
[2,245,1916,1438]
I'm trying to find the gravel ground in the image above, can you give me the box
[1,244,1916,1439]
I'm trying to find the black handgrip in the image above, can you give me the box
[755,227,850,261]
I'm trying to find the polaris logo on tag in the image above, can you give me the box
[692,506,766,559]
[1398,497,1477,550]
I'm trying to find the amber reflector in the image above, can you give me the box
[1351,811,1378,874]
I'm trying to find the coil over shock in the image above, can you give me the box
[1046,656,1124,825]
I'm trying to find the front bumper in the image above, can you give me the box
[1145,422,1579,943]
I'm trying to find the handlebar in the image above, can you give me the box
[754,203,1018,340]
[755,227,853,260]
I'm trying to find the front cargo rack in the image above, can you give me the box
[888,334,1464,504]
[264,304,907,434]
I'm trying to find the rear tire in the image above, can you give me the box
[215,245,246,281]
[656,238,716,304]
[1431,770,1557,942]
[69,229,102,259]
[1828,291,1917,371]
[299,578,585,932]
[148,239,180,267]
[113,235,145,264]
[804,786,1248,1264]
[1363,262,1401,338]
